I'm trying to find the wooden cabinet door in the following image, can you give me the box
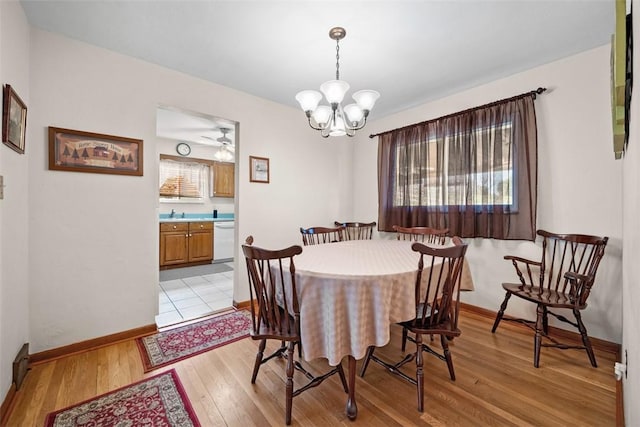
[160,223,189,266]
[188,222,214,262]
[213,161,235,198]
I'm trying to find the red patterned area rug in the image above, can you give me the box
[44,369,200,426]
[137,309,252,372]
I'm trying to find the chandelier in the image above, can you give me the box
[295,27,380,138]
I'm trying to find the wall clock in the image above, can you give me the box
[176,142,191,156]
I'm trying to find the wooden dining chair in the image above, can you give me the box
[359,237,468,412]
[299,226,345,246]
[334,221,376,240]
[242,236,348,425]
[393,225,449,245]
[491,230,608,368]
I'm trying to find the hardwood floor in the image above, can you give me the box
[5,310,616,426]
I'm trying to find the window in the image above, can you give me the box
[159,159,209,201]
[393,121,515,210]
[377,93,538,240]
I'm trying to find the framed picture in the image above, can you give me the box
[249,155,269,183]
[48,127,143,176]
[611,0,631,159]
[2,84,27,154]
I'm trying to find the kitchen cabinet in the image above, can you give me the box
[213,161,234,198]
[188,222,214,262]
[160,222,213,269]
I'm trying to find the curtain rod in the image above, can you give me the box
[369,87,547,139]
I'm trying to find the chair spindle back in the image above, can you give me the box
[411,236,467,331]
[242,236,303,338]
[394,225,449,245]
[334,221,376,240]
[300,226,346,246]
[514,230,608,306]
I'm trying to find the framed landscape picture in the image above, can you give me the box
[2,84,27,154]
[48,127,143,176]
[249,155,269,183]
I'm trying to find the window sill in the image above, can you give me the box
[159,198,205,204]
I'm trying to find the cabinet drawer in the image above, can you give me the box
[190,221,213,231]
[160,222,189,232]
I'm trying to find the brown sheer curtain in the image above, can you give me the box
[377,93,538,240]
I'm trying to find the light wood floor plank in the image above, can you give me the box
[5,310,616,426]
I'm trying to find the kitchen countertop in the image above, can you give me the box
[159,213,234,223]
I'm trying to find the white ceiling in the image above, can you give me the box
[20,0,614,141]
[156,106,236,148]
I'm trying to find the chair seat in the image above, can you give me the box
[399,317,461,337]
[251,328,298,342]
[501,282,585,309]
[251,315,299,342]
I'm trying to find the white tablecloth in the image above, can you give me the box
[286,239,473,366]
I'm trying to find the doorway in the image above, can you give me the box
[155,105,238,328]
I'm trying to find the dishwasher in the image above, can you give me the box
[214,221,235,262]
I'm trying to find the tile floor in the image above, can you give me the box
[156,262,234,327]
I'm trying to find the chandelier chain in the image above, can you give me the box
[335,39,340,80]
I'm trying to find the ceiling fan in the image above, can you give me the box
[216,128,234,150]
[202,127,234,151]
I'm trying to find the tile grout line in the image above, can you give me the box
[157,270,234,328]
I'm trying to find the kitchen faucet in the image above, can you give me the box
[170,209,175,218]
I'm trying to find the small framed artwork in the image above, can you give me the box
[2,84,27,154]
[49,127,143,176]
[249,155,269,183]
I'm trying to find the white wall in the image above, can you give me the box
[27,29,351,352]
[353,46,623,343]
[11,15,629,409]
[0,0,30,402]
[622,6,639,425]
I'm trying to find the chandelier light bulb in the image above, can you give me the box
[295,90,322,113]
[312,105,332,126]
[320,80,350,105]
[353,90,380,113]
[344,103,364,124]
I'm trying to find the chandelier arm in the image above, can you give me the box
[343,116,369,132]
[306,116,327,132]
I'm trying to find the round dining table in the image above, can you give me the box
[285,239,474,420]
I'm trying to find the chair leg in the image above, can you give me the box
[534,304,544,368]
[574,309,598,368]
[492,291,512,333]
[542,306,549,335]
[285,341,295,425]
[359,345,376,377]
[251,339,266,383]
[401,327,408,352]
[415,333,424,412]
[441,335,456,381]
